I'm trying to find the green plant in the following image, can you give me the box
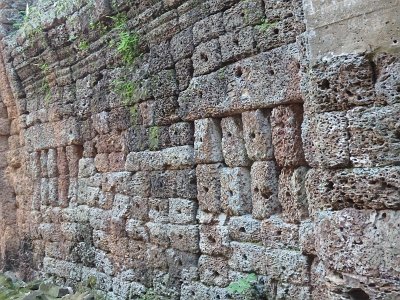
[149,126,159,151]
[257,19,277,32]
[130,104,139,124]
[41,79,51,104]
[227,273,258,299]
[78,39,90,51]
[108,13,141,65]
[112,78,136,105]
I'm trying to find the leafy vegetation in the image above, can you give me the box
[227,273,259,299]
[257,19,277,32]
[112,79,137,105]
[149,126,160,151]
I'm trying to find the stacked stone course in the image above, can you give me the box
[0,0,398,299]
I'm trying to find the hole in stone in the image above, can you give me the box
[199,91,203,98]
[382,212,387,219]
[239,227,246,233]
[216,295,221,299]
[228,190,233,196]
[200,53,208,62]
[393,39,398,44]
[233,38,239,46]
[269,69,275,75]
[242,254,247,260]
[227,132,232,137]
[204,186,209,193]
[177,259,183,266]
[208,236,216,243]
[191,291,195,296]
[326,181,334,191]
[261,191,271,199]
[235,66,243,78]
[254,187,259,193]
[277,230,282,236]
[273,28,279,34]
[250,132,256,139]
[212,271,220,277]
[178,234,183,239]
[348,288,370,300]
[177,209,182,214]
[240,12,245,17]
[320,79,330,90]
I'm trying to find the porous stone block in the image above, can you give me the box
[228,242,267,274]
[192,39,222,76]
[149,41,174,73]
[223,0,264,31]
[306,167,400,212]
[305,54,379,113]
[375,53,400,104]
[242,109,273,161]
[175,58,193,91]
[299,219,315,255]
[265,249,310,285]
[175,168,197,199]
[196,163,223,213]
[193,12,224,45]
[95,153,109,173]
[66,145,83,178]
[129,196,149,221]
[125,151,164,172]
[150,170,177,198]
[278,167,309,224]
[261,216,299,250]
[170,26,194,62]
[199,255,229,287]
[314,209,400,280]
[228,215,261,243]
[147,222,170,248]
[250,161,279,219]
[221,167,252,216]
[194,118,223,163]
[169,122,194,146]
[347,104,400,167]
[169,224,199,253]
[181,282,210,299]
[148,198,169,224]
[150,69,178,99]
[108,152,125,172]
[302,111,350,168]
[199,225,230,257]
[219,26,257,63]
[169,198,197,225]
[166,249,199,281]
[221,116,250,167]
[126,219,149,241]
[256,0,305,52]
[271,105,306,167]
[162,145,195,169]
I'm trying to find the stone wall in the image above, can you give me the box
[0,0,398,299]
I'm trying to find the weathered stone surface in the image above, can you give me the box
[221,167,252,216]
[302,111,350,168]
[194,118,223,164]
[250,161,279,220]
[220,116,250,167]
[242,109,273,161]
[271,105,306,168]
[196,163,223,214]
[306,167,400,212]
[347,104,400,167]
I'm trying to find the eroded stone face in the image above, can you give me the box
[0,0,399,298]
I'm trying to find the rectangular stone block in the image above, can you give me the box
[219,26,257,63]
[278,167,309,224]
[221,116,250,167]
[166,249,198,281]
[221,167,252,216]
[162,145,195,169]
[271,105,306,167]
[242,109,273,161]
[178,44,302,120]
[175,58,193,91]
[228,241,266,274]
[148,198,169,224]
[150,170,177,198]
[169,122,194,147]
[228,215,261,243]
[250,161,279,219]
[302,111,350,168]
[194,118,223,163]
[196,163,223,213]
[125,151,164,172]
[199,225,230,257]
[223,0,264,31]
[169,198,197,224]
[170,26,194,62]
[129,196,149,221]
[192,39,222,76]
[147,222,170,248]
[261,216,299,250]
[199,255,229,287]
[193,12,224,45]
[176,168,197,199]
[169,224,199,253]
[306,167,400,212]
[347,104,400,167]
